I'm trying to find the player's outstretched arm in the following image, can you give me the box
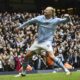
[19,18,38,28]
[14,17,38,32]
[57,14,71,24]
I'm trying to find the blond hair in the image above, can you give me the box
[45,6,56,16]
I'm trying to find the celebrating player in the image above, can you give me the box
[15,6,71,77]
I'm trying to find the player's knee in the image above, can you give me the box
[48,52,55,58]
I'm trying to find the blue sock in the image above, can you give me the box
[54,57,69,73]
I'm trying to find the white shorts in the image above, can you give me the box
[28,40,53,53]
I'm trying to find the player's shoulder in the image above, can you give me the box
[34,15,44,21]
[51,16,59,21]
[53,17,63,21]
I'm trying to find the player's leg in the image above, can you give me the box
[15,40,38,77]
[22,40,39,76]
[21,50,32,76]
[40,41,70,75]
[47,51,70,75]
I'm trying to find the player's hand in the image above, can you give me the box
[64,14,71,21]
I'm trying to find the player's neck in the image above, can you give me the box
[45,15,52,19]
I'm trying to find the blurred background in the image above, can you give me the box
[0,0,80,14]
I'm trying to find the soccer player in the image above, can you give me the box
[15,7,71,77]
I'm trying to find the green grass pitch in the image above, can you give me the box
[0,72,80,80]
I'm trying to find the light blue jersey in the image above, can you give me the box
[19,15,69,43]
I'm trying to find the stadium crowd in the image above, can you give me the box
[0,12,80,71]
